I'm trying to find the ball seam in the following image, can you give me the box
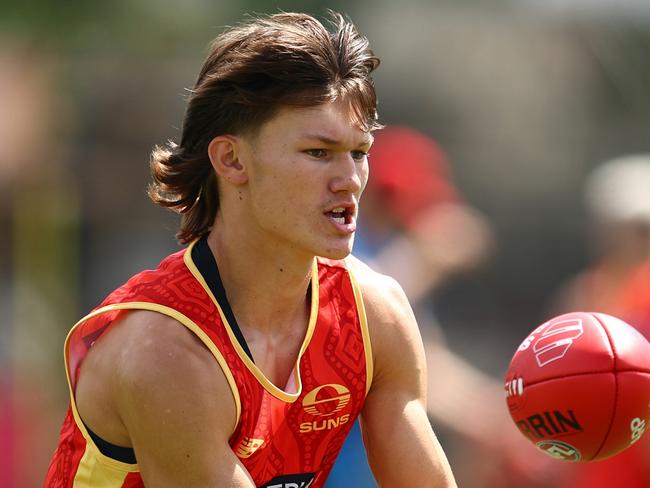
[590,312,619,461]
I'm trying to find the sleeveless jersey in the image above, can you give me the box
[44,238,373,488]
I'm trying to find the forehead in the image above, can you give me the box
[259,100,373,146]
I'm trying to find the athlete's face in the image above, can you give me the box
[242,100,372,260]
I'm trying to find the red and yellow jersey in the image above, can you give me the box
[44,237,373,488]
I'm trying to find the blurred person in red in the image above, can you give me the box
[328,126,556,488]
[552,154,650,487]
[554,154,650,315]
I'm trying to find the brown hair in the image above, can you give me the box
[148,11,381,244]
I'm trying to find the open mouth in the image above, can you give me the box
[326,207,353,225]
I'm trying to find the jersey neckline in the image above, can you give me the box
[192,236,256,362]
[184,236,320,402]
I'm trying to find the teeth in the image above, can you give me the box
[328,207,349,225]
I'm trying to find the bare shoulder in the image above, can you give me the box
[77,309,238,448]
[346,255,424,383]
[346,254,416,333]
[110,310,223,387]
[77,309,246,484]
[86,310,225,391]
[112,310,236,430]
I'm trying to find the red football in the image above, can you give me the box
[505,311,650,462]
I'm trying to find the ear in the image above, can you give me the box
[207,135,248,185]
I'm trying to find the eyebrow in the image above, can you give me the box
[301,133,374,148]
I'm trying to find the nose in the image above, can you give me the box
[329,154,367,194]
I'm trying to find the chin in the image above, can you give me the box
[321,249,352,261]
[317,240,354,261]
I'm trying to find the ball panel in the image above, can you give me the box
[596,371,650,460]
[507,373,616,461]
[592,313,650,372]
[508,313,614,385]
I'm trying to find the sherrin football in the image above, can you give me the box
[505,312,650,462]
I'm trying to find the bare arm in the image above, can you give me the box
[350,259,457,487]
[77,311,254,487]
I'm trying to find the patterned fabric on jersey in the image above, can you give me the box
[44,237,372,488]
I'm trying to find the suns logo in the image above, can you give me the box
[299,384,351,433]
[302,383,350,417]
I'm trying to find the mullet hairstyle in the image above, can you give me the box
[148,11,381,244]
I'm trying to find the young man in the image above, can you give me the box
[45,12,457,488]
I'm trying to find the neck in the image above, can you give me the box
[206,214,314,335]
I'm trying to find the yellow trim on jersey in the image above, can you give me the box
[72,442,131,487]
[63,301,243,467]
[184,239,320,403]
[347,265,373,396]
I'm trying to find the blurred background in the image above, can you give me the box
[1,0,649,486]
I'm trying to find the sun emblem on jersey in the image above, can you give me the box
[302,384,351,417]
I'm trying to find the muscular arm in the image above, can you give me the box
[350,259,457,487]
[76,311,254,487]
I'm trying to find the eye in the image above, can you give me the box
[351,150,368,162]
[305,149,328,159]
